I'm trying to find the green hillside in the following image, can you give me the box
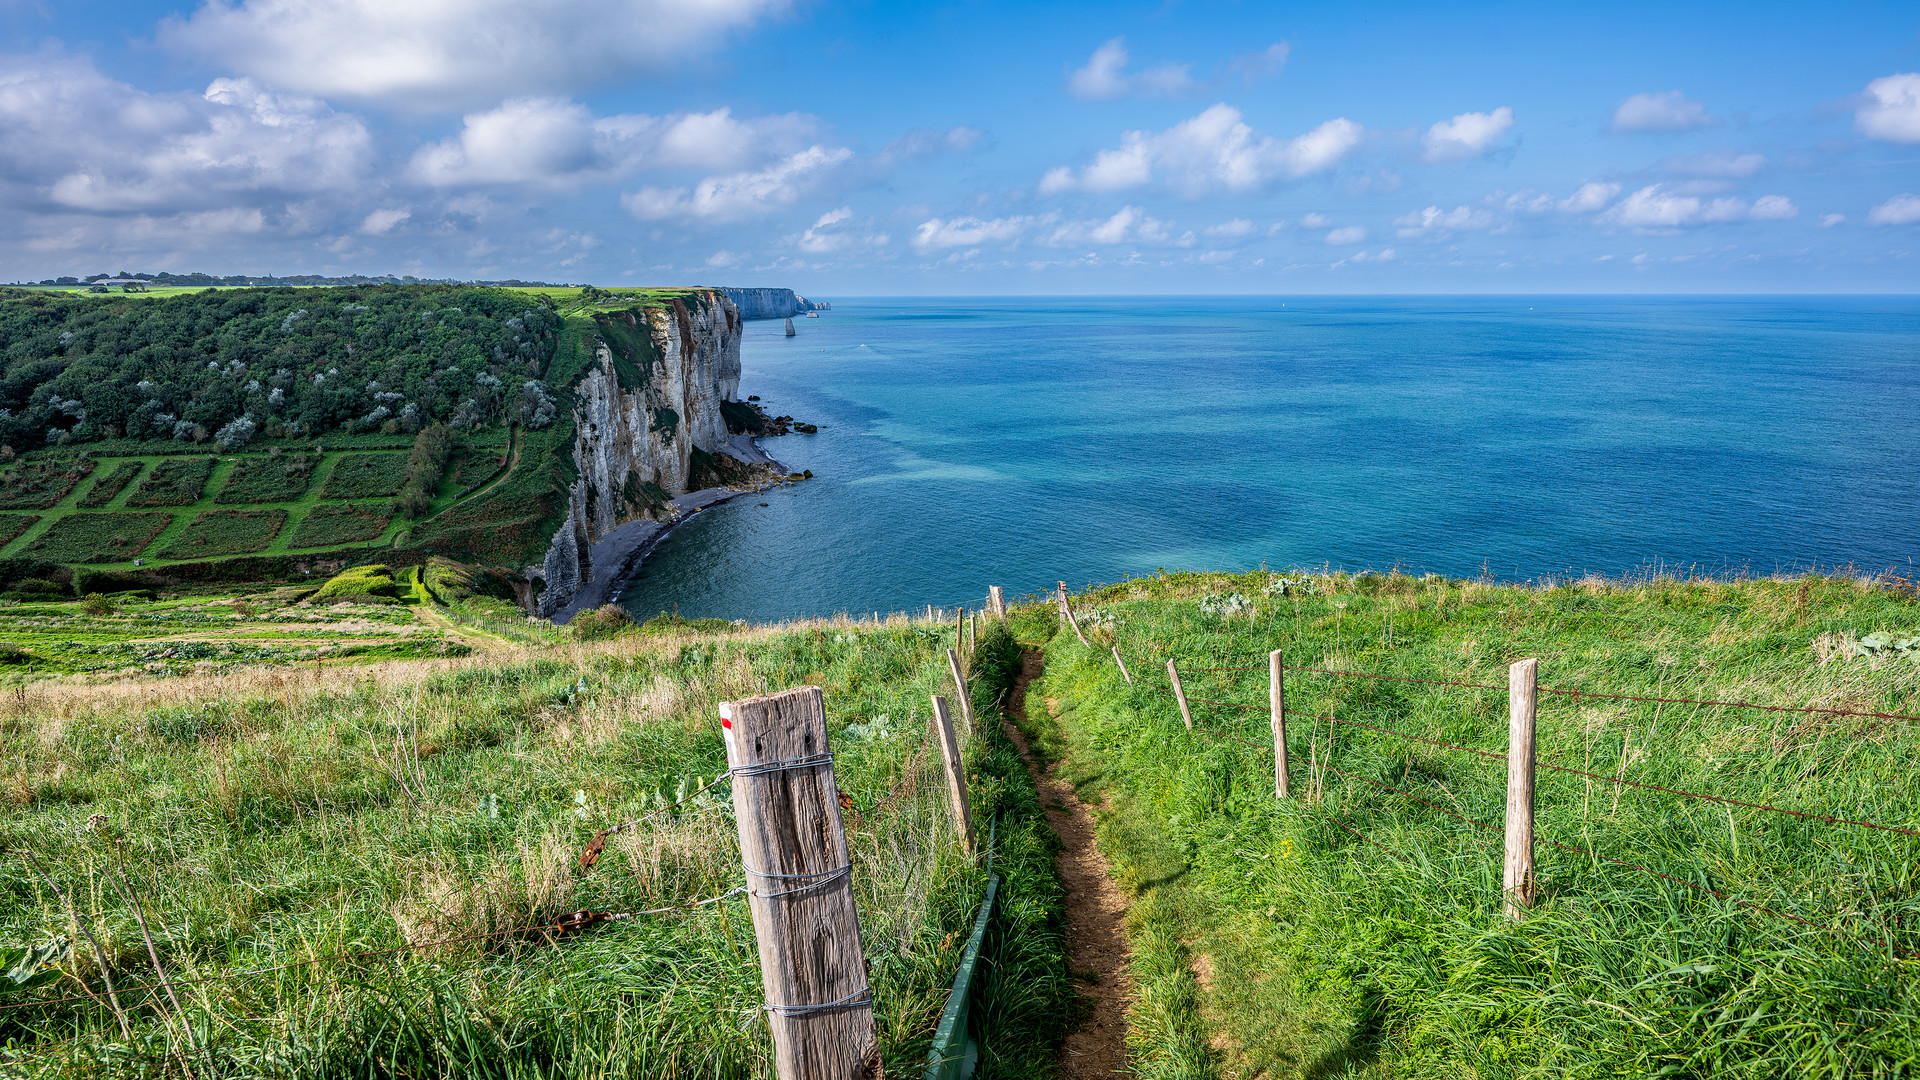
[1015,570,1920,1078]
[0,285,764,598]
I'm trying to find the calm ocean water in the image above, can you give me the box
[619,296,1920,621]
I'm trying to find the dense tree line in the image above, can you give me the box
[0,285,564,452]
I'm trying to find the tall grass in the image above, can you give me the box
[0,614,1070,1077]
[1018,569,1920,1078]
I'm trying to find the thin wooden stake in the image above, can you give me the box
[988,585,1005,618]
[932,694,976,853]
[720,687,880,1079]
[1503,657,1539,920]
[1167,658,1193,730]
[945,648,975,732]
[1112,647,1133,685]
[1270,649,1290,799]
[1058,581,1092,648]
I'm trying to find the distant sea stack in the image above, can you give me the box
[784,318,796,337]
[717,287,825,320]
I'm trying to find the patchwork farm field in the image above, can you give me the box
[0,444,467,570]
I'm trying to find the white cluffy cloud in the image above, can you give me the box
[1559,181,1622,213]
[1325,226,1367,245]
[1421,107,1514,162]
[1068,38,1195,100]
[1856,74,1920,143]
[408,100,813,187]
[1868,193,1920,226]
[1663,149,1765,179]
[0,52,371,215]
[795,207,888,253]
[1395,205,1494,238]
[1611,91,1714,133]
[622,145,854,222]
[1044,205,1184,247]
[160,0,788,111]
[1040,104,1362,197]
[912,214,1037,250]
[1604,184,1797,228]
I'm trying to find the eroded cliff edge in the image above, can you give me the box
[718,287,828,320]
[532,291,786,618]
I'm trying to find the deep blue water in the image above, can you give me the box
[619,297,1920,621]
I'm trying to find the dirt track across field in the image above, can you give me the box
[1005,650,1133,1078]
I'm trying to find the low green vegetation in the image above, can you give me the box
[0,458,91,510]
[18,512,172,564]
[1019,570,1920,1078]
[75,460,143,508]
[290,504,390,548]
[320,453,410,499]
[0,595,1070,1078]
[393,424,452,518]
[0,515,37,548]
[125,456,212,507]
[215,453,315,503]
[310,562,401,603]
[156,508,287,559]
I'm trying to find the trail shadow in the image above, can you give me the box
[1302,986,1385,1079]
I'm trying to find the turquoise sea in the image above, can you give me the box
[620,297,1920,621]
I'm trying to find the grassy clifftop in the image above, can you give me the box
[1,606,1070,1077]
[1016,569,1920,1078]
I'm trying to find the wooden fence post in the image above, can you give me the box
[932,694,976,853]
[945,648,975,732]
[1112,647,1133,685]
[1270,650,1290,799]
[1167,658,1193,730]
[719,687,880,1079]
[1503,658,1538,920]
[988,586,1004,618]
[1057,581,1092,648]
[955,607,966,675]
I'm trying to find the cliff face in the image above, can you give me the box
[535,292,757,616]
[718,287,821,320]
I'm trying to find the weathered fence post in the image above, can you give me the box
[719,687,880,1079]
[1112,646,1133,685]
[1270,649,1290,799]
[1058,581,1092,648]
[945,648,975,732]
[988,586,1005,618]
[1503,658,1538,920]
[1167,658,1193,730]
[932,694,976,853]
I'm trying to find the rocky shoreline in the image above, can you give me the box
[546,434,798,624]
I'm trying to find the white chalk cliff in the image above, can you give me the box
[534,292,775,616]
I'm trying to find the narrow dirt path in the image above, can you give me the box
[1004,650,1133,1078]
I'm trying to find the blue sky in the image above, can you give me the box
[3,0,1919,293]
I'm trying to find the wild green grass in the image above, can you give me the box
[0,460,91,511]
[319,454,410,499]
[289,505,391,549]
[0,517,37,549]
[156,509,287,559]
[75,462,143,509]
[1018,570,1920,1079]
[214,455,316,504]
[125,458,212,508]
[17,513,172,565]
[0,613,1070,1078]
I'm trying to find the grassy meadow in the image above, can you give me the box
[0,600,1069,1078]
[1015,569,1920,1079]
